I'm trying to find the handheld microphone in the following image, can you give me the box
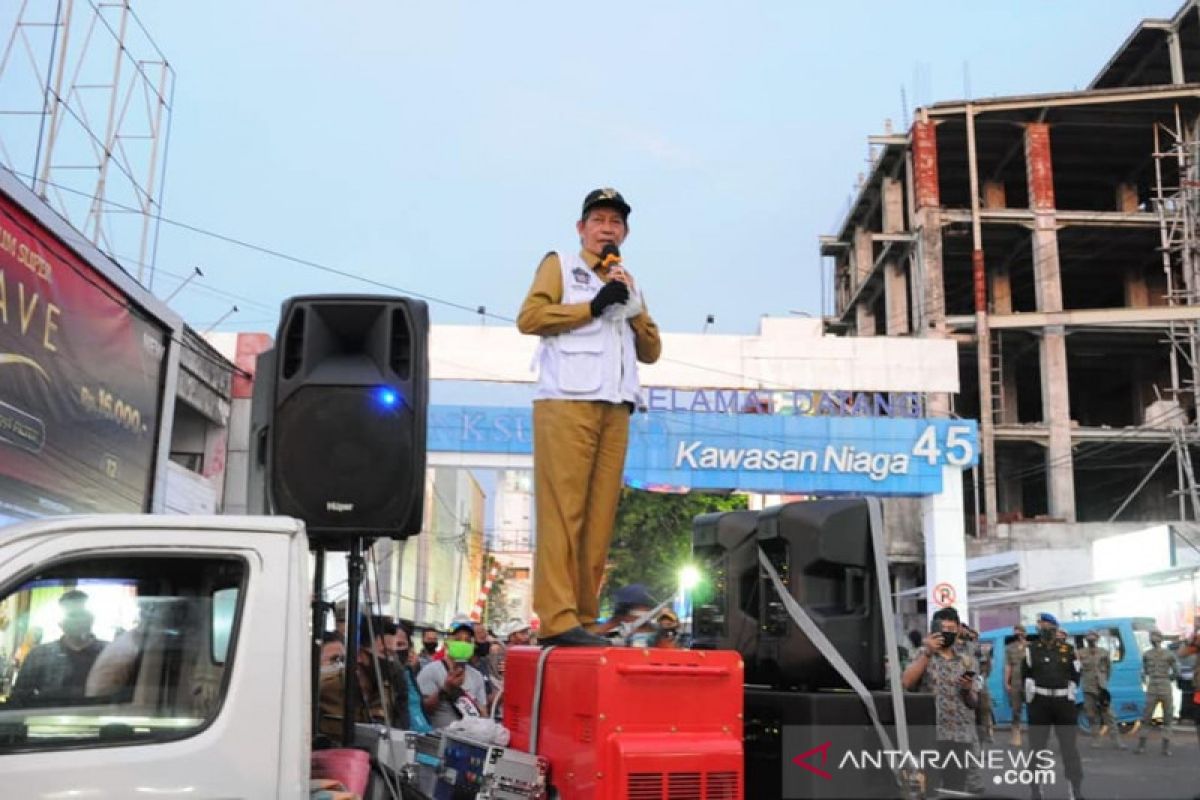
[600,243,622,269]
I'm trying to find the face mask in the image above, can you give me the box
[320,664,342,676]
[1039,628,1055,642]
[475,642,491,658]
[939,631,957,649]
[423,641,438,654]
[395,648,409,664]
[1151,637,1163,647]
[629,631,654,648]
[1086,639,1097,648]
[446,640,475,661]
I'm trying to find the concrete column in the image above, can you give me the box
[983,180,1007,209]
[856,301,877,337]
[1026,122,1076,522]
[921,466,970,624]
[916,211,945,331]
[884,259,909,335]
[912,121,945,333]
[913,121,941,211]
[1115,182,1139,213]
[998,461,1024,519]
[883,177,905,233]
[1124,265,1150,307]
[837,261,852,313]
[223,399,251,514]
[854,226,874,286]
[1168,31,1185,85]
[990,263,1013,314]
[1038,331,1075,519]
[1000,352,1019,424]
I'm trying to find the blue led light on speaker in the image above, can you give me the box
[375,386,401,409]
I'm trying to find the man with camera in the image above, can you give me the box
[902,607,979,795]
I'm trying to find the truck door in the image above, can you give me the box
[0,517,307,799]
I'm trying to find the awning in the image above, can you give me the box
[893,562,1021,599]
[969,564,1200,609]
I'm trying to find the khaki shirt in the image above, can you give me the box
[1078,645,1111,692]
[517,250,662,364]
[1004,641,1026,690]
[1142,646,1177,693]
[318,667,392,743]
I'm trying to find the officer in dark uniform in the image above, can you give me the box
[1021,612,1084,800]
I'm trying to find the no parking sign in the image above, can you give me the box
[932,582,957,608]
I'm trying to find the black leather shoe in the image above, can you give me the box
[539,626,610,647]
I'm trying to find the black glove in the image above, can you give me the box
[590,280,629,317]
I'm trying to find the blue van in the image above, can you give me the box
[980,617,1158,730]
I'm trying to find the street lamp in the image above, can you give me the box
[678,564,701,592]
[677,564,702,637]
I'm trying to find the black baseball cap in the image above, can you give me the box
[582,188,631,221]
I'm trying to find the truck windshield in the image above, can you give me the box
[0,554,245,752]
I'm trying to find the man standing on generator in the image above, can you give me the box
[518,188,661,647]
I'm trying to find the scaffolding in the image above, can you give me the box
[0,0,174,286]
[1152,106,1200,518]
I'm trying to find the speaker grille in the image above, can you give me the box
[273,386,415,531]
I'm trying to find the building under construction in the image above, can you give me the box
[824,2,1200,542]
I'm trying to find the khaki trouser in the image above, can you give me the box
[1083,690,1118,739]
[1008,689,1025,727]
[533,400,630,638]
[1141,689,1175,741]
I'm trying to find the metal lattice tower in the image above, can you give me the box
[0,0,174,285]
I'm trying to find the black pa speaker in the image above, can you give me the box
[269,295,428,547]
[755,498,885,691]
[690,509,761,661]
[744,688,936,800]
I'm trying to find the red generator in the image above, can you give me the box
[504,646,743,800]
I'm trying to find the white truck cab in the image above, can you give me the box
[0,514,313,799]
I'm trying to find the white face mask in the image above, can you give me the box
[628,632,654,648]
[320,664,342,676]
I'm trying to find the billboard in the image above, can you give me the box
[0,189,168,517]
[428,405,978,496]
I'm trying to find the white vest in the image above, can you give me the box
[534,250,643,404]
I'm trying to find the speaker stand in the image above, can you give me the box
[311,545,326,734]
[341,536,368,747]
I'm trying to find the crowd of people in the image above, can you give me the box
[901,608,1200,799]
[315,582,682,744]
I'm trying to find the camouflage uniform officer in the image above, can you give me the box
[976,635,994,744]
[1079,629,1123,749]
[1136,629,1178,756]
[1004,623,1028,746]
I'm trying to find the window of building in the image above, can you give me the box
[0,555,245,752]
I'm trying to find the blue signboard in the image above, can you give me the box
[428,406,978,497]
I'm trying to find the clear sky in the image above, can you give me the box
[120,1,1177,336]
